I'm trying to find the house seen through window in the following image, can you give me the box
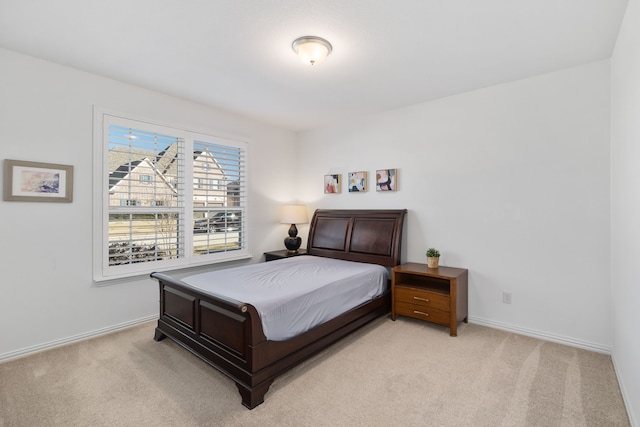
[94,113,248,281]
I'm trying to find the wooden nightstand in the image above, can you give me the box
[391,262,468,336]
[264,249,307,262]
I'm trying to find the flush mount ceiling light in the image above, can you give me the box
[291,36,332,66]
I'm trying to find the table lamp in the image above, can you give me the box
[280,205,308,253]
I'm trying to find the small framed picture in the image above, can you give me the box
[348,171,367,192]
[376,169,397,191]
[3,159,74,202]
[324,174,341,194]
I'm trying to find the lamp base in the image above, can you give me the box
[284,236,302,253]
[284,223,301,252]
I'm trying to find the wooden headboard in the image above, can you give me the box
[306,209,407,267]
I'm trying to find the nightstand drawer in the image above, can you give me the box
[391,263,468,336]
[394,302,450,326]
[394,287,450,311]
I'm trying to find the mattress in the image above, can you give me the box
[181,255,388,340]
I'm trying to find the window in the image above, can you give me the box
[93,111,249,282]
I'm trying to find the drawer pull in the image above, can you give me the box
[413,310,430,317]
[413,296,430,302]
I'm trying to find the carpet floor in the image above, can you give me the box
[0,317,630,426]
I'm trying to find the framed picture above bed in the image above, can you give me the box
[376,169,397,192]
[324,174,341,194]
[348,171,367,192]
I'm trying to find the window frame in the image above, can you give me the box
[93,108,250,284]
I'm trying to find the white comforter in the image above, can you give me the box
[181,255,388,341]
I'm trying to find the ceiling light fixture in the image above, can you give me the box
[292,36,332,66]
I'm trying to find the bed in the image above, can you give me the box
[150,209,407,409]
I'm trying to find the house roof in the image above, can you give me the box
[108,147,227,190]
[109,159,144,190]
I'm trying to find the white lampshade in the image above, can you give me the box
[280,205,308,224]
[292,36,332,66]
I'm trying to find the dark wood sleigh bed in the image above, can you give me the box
[150,209,407,409]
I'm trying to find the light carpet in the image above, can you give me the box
[0,318,630,426]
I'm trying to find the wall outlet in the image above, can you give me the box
[503,292,512,304]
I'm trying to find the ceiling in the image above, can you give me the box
[0,0,629,132]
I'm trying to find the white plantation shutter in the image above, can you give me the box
[192,140,247,256]
[107,125,185,266]
[94,112,249,282]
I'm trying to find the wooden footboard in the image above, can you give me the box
[152,271,391,409]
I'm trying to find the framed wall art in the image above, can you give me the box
[324,174,341,194]
[3,159,74,202]
[376,168,397,191]
[348,171,367,192]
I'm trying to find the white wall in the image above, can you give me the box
[297,61,612,352]
[611,0,640,424]
[0,48,297,360]
[0,33,633,420]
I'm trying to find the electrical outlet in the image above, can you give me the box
[503,292,512,304]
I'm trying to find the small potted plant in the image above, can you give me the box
[426,248,440,268]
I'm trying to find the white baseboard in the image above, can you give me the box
[611,353,639,427]
[0,315,158,363]
[0,315,613,363]
[468,315,612,355]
